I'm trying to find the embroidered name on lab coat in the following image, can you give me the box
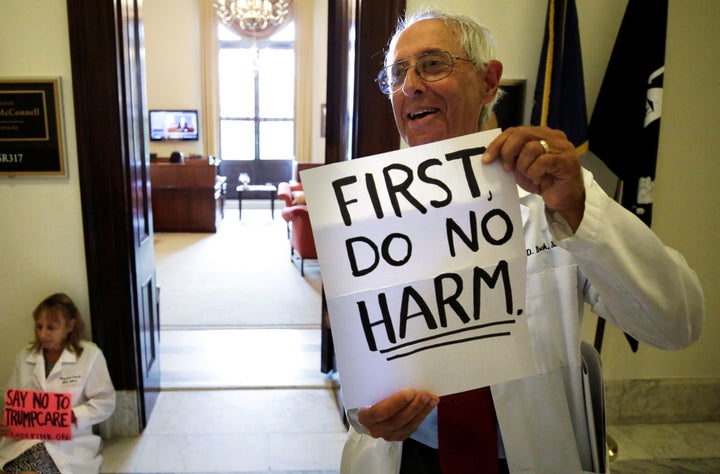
[60,374,82,386]
[526,240,557,256]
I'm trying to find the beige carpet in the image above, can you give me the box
[153,205,322,329]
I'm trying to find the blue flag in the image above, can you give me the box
[589,0,668,228]
[531,0,588,154]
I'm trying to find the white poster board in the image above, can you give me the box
[302,130,539,409]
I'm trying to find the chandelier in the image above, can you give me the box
[213,0,291,35]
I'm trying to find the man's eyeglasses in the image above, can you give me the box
[375,50,475,95]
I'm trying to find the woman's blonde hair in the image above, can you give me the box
[31,293,86,356]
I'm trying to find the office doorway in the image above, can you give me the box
[69,0,402,432]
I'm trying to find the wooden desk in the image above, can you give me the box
[150,162,226,232]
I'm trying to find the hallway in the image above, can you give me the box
[99,205,345,472]
[100,329,346,473]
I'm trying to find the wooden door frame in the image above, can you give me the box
[66,0,154,431]
[321,0,404,419]
[352,0,404,159]
[66,0,405,432]
[325,0,403,165]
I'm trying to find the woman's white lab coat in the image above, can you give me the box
[0,340,116,474]
[340,170,704,473]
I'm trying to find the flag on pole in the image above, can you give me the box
[588,0,668,228]
[531,0,588,154]
[589,0,668,353]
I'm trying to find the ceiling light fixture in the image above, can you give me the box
[213,0,292,36]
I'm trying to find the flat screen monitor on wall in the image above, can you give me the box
[149,109,199,141]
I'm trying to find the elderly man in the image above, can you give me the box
[339,7,704,474]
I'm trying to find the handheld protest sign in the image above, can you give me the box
[301,130,539,409]
[4,388,73,441]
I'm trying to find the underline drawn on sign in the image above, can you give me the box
[382,320,515,361]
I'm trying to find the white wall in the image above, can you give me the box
[144,0,205,158]
[0,0,90,388]
[310,0,329,163]
[599,1,720,380]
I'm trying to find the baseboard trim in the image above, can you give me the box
[605,377,720,425]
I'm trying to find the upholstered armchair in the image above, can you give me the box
[281,204,317,276]
[278,181,306,237]
[277,181,303,207]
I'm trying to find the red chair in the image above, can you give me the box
[278,181,305,238]
[277,181,302,207]
[281,204,317,276]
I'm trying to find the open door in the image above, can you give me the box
[325,0,403,165]
[323,0,404,419]
[67,0,160,431]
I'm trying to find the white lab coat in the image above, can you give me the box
[0,341,116,474]
[340,169,704,473]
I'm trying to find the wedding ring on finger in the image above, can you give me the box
[539,139,550,154]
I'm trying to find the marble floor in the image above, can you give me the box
[97,329,720,473]
[101,328,347,473]
[100,388,347,473]
[608,423,720,473]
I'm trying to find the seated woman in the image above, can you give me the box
[0,293,116,474]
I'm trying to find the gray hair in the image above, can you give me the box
[386,6,503,125]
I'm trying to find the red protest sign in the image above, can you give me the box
[4,389,73,441]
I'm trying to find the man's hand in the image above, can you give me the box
[357,389,439,441]
[483,126,585,232]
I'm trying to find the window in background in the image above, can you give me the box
[218,22,295,161]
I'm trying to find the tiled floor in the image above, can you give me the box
[608,423,720,473]
[102,397,720,473]
[101,328,348,473]
[100,389,347,473]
